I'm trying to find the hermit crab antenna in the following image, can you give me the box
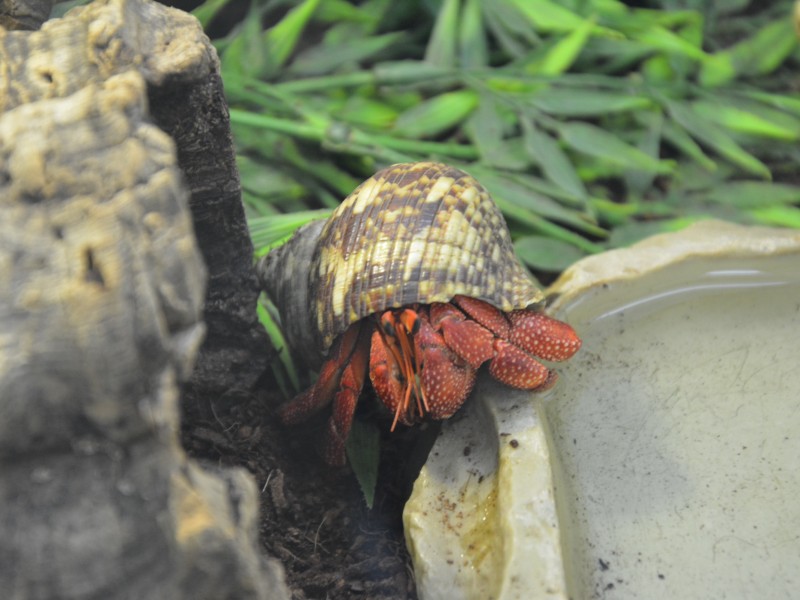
[396,309,429,416]
[378,312,417,431]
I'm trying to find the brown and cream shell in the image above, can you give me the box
[258,162,544,362]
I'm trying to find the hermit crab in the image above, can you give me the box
[258,162,581,465]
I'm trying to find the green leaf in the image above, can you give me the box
[641,54,676,83]
[522,118,589,205]
[468,167,603,236]
[557,122,676,174]
[506,0,584,32]
[748,205,800,229]
[531,17,595,75]
[289,32,404,76]
[632,25,709,61]
[316,0,378,24]
[465,94,506,162]
[262,0,322,75]
[699,18,797,87]
[425,0,460,67]
[690,101,800,141]
[625,109,663,195]
[373,61,455,85]
[607,217,701,247]
[514,236,586,271]
[665,101,771,179]
[506,0,617,36]
[476,138,535,171]
[590,198,639,226]
[661,120,717,172]
[346,419,381,508]
[393,89,480,138]
[737,91,800,118]
[705,182,800,209]
[459,0,489,68]
[482,0,540,58]
[192,0,233,28]
[333,96,399,130]
[697,53,736,88]
[529,88,653,116]
[220,3,269,78]
[249,211,331,253]
[257,298,300,397]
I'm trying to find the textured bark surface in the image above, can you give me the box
[0,1,287,598]
[0,0,270,409]
[0,0,54,30]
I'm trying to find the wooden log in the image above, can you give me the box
[0,1,287,598]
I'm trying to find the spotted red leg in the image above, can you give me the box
[506,310,582,362]
[278,321,371,465]
[439,295,581,391]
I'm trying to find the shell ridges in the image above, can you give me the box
[310,162,544,353]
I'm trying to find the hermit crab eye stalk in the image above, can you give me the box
[258,162,581,466]
[378,312,396,338]
[398,309,420,336]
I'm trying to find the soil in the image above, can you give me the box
[181,381,432,600]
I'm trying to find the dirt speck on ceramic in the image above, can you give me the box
[404,376,567,600]
[405,221,800,600]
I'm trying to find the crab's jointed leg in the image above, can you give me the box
[277,321,371,465]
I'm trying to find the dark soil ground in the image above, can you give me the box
[181,382,431,600]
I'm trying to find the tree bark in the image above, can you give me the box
[0,1,287,598]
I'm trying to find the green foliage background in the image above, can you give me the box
[195,0,799,502]
[208,0,799,381]
[203,0,800,257]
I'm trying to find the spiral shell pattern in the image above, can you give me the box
[260,162,544,358]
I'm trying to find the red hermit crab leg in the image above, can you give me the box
[278,322,365,425]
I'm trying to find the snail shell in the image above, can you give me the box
[258,162,544,363]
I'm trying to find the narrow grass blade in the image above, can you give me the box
[250,210,331,254]
[346,419,381,509]
[257,297,300,397]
